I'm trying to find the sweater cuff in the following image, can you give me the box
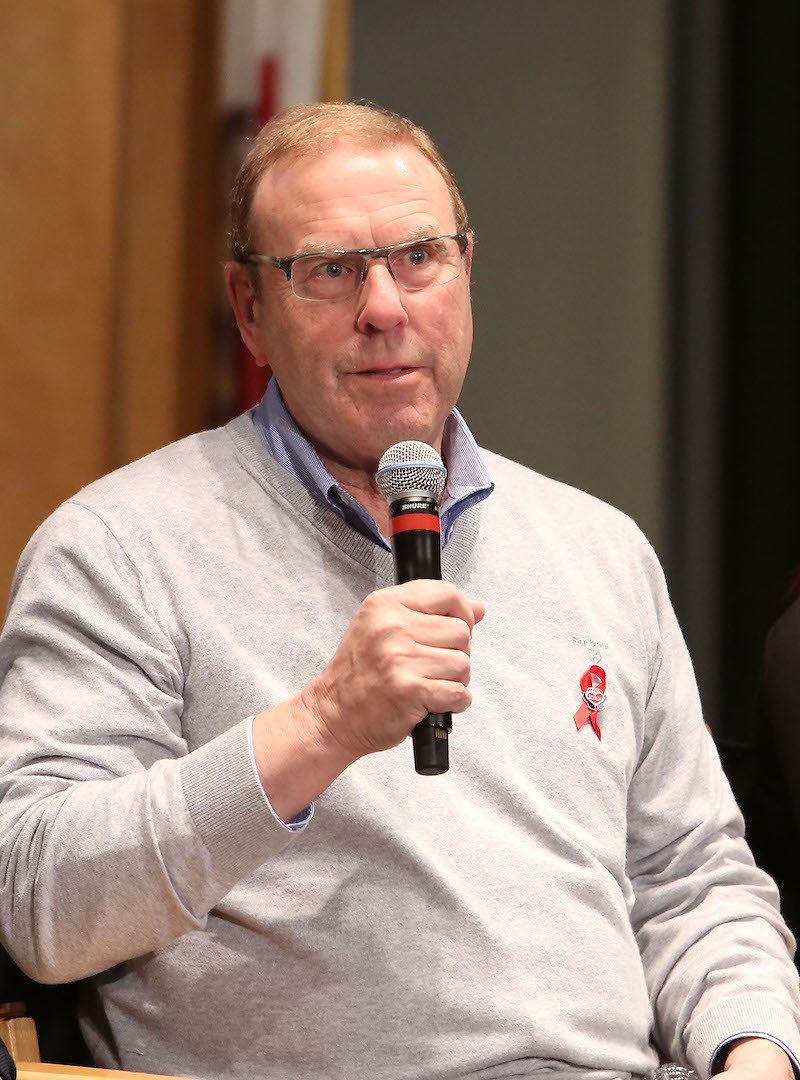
[685,994,800,1078]
[179,717,300,886]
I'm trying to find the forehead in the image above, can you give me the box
[249,142,456,252]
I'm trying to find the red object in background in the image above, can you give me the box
[235,53,280,412]
[236,334,270,414]
[258,54,279,129]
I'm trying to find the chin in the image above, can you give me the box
[373,423,441,461]
[388,401,449,441]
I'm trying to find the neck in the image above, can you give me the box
[315,450,392,538]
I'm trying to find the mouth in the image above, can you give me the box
[351,366,417,378]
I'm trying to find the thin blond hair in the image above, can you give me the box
[229,100,469,261]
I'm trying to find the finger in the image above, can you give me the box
[471,600,486,624]
[420,679,473,716]
[407,611,474,652]
[415,643,472,685]
[391,580,478,627]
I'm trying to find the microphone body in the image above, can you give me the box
[388,488,452,775]
[376,440,451,775]
[389,491,443,583]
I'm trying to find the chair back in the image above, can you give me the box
[0,1032,15,1080]
[0,951,88,1067]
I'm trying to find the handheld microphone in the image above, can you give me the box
[376,441,450,776]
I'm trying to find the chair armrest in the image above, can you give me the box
[17,1064,199,1080]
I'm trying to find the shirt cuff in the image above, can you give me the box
[246,715,314,831]
[711,1034,800,1079]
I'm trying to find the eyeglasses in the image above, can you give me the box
[240,233,469,302]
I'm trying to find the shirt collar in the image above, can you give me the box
[252,376,493,548]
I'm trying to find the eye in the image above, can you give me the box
[291,253,363,299]
[301,257,359,281]
[403,245,430,266]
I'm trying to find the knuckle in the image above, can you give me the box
[383,639,412,669]
[455,653,472,683]
[386,618,415,651]
[443,580,462,603]
[397,673,424,709]
[362,589,388,616]
[453,686,473,712]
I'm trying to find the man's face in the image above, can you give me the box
[227,142,473,474]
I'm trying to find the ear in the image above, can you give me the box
[224,261,270,368]
[465,234,474,279]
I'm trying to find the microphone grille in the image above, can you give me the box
[375,440,447,502]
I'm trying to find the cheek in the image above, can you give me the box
[437,295,473,361]
[261,313,320,376]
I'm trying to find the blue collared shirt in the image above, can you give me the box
[252,376,494,548]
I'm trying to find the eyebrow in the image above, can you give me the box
[293,226,442,257]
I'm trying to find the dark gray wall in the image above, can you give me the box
[352,0,670,557]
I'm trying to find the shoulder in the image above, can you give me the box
[761,594,800,711]
[12,420,262,584]
[48,414,272,539]
[765,593,800,658]
[478,446,649,547]
[474,446,670,627]
[70,424,241,513]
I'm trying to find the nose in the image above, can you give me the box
[355,259,409,334]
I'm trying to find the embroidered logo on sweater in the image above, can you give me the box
[574,665,606,740]
[570,634,608,665]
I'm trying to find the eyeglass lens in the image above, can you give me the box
[291,237,464,301]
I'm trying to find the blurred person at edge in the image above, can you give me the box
[739,569,800,966]
[0,102,798,1080]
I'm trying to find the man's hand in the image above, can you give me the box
[300,580,485,759]
[713,1037,794,1080]
[252,581,484,822]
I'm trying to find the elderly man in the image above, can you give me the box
[0,102,798,1080]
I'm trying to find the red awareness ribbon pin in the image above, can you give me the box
[573,665,606,740]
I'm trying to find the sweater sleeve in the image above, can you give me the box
[0,502,298,984]
[625,540,800,1077]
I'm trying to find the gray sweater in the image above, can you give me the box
[0,413,798,1080]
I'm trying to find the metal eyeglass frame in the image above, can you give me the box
[239,233,470,300]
